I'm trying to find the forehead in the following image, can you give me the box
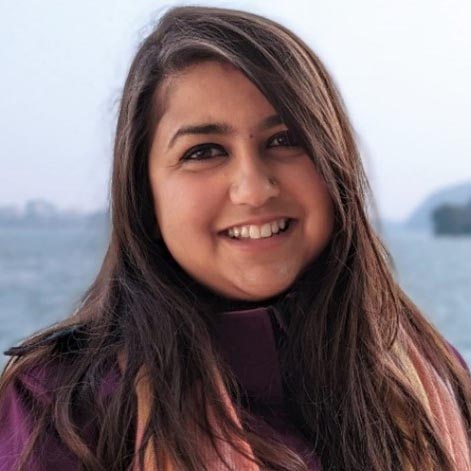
[154,61,276,135]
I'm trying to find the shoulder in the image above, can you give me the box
[5,322,121,385]
[0,358,58,468]
[0,364,84,469]
[1,324,85,403]
[1,324,122,412]
[0,329,122,469]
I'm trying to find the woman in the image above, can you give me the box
[1,5,470,471]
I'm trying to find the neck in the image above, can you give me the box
[206,289,292,314]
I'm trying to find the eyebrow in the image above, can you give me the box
[167,114,284,150]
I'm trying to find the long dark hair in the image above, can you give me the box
[1,5,470,471]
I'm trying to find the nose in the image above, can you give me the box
[229,156,280,207]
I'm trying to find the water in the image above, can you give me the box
[0,227,470,366]
[383,229,471,365]
[0,227,108,363]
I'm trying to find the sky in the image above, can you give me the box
[0,0,470,221]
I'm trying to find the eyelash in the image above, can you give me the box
[181,130,300,162]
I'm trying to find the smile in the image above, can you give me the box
[225,218,293,240]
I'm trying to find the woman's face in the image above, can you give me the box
[148,60,334,301]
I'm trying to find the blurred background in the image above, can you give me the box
[0,0,470,366]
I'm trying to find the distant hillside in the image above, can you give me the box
[0,199,109,231]
[432,199,471,235]
[406,181,471,232]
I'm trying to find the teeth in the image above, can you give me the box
[260,223,272,238]
[225,218,290,240]
[249,225,261,239]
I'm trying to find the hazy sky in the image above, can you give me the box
[1,0,470,221]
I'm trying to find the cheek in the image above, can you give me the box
[294,164,335,242]
[153,176,220,237]
[309,188,335,245]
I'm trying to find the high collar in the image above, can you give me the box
[212,295,294,407]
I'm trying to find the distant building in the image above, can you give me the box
[0,200,108,231]
[25,199,57,220]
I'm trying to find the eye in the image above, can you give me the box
[181,144,227,162]
[268,130,300,148]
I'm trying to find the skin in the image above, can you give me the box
[148,60,334,301]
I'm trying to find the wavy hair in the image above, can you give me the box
[1,5,470,471]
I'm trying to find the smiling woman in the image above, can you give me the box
[148,61,334,301]
[1,5,471,471]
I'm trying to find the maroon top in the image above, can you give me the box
[212,305,321,469]
[0,304,467,470]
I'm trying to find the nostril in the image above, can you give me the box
[229,175,280,206]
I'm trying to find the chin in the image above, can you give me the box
[232,282,293,302]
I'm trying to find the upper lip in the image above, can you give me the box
[218,216,294,233]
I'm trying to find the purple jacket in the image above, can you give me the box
[0,305,468,470]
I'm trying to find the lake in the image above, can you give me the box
[0,226,469,366]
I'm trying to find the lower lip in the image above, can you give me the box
[218,219,297,251]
